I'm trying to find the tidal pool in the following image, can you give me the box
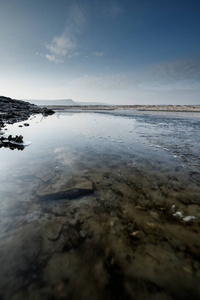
[0,110,200,300]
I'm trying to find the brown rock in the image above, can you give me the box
[43,217,66,240]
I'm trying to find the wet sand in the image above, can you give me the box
[0,111,200,300]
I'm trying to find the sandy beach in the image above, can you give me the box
[41,104,200,112]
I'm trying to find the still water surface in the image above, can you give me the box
[0,110,200,300]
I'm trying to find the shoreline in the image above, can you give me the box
[0,96,55,149]
[40,104,200,112]
[0,96,55,130]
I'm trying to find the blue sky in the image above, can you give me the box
[0,0,200,104]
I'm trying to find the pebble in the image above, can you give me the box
[79,230,87,239]
[173,211,183,218]
[171,204,176,213]
[183,216,196,222]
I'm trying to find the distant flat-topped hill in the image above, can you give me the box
[26,99,78,106]
[26,99,109,106]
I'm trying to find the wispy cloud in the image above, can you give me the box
[69,73,139,90]
[98,0,124,18]
[68,56,200,97]
[69,3,87,31]
[46,34,76,57]
[68,51,81,59]
[44,3,87,63]
[45,54,64,64]
[45,31,76,63]
[43,2,122,63]
[146,57,200,82]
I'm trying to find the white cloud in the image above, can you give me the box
[45,54,63,64]
[45,31,76,63]
[46,34,76,56]
[43,3,88,64]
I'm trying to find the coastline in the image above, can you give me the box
[0,96,54,149]
[0,96,55,130]
[40,104,200,112]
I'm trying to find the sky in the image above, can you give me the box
[0,0,200,105]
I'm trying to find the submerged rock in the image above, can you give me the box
[183,216,196,222]
[37,177,94,200]
[38,187,93,201]
[172,211,183,218]
[43,217,66,240]
[38,178,94,201]
[41,107,55,115]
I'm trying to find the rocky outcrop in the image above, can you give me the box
[0,96,55,149]
[0,134,25,150]
[0,96,54,130]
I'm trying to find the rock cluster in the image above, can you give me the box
[0,134,24,150]
[0,96,54,129]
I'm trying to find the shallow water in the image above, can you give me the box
[0,110,200,300]
[96,109,200,171]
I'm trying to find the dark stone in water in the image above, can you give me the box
[0,134,25,150]
[38,187,94,201]
[41,107,55,115]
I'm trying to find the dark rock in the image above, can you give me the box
[0,96,55,150]
[0,135,25,150]
[43,217,65,240]
[38,187,93,201]
[41,107,55,116]
[0,96,55,131]
[15,135,23,143]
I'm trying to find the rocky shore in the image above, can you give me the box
[0,96,55,130]
[0,96,55,149]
